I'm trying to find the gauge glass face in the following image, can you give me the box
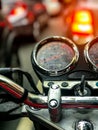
[88,42,98,67]
[36,41,75,71]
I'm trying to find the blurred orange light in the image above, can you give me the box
[72,10,93,35]
[73,10,92,24]
[72,23,93,34]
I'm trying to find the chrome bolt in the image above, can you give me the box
[51,84,59,89]
[49,100,58,108]
[75,120,93,130]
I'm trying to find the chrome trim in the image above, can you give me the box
[61,96,98,104]
[84,36,98,71]
[0,74,24,97]
[32,36,79,76]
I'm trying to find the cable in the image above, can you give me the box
[0,67,41,94]
[11,68,41,94]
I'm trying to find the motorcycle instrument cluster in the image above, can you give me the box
[31,36,98,77]
[31,36,79,76]
[1,36,98,130]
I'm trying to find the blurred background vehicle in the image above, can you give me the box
[31,0,49,38]
[0,0,49,67]
[4,0,49,42]
[62,0,98,45]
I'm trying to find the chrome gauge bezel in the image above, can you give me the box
[84,37,98,72]
[31,36,79,76]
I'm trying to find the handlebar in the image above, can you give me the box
[1,74,98,109]
[0,74,47,108]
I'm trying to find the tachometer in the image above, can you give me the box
[31,36,79,76]
[84,37,98,71]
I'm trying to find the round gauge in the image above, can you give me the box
[84,37,98,71]
[31,36,79,76]
[37,42,74,71]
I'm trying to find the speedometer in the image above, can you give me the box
[37,42,74,71]
[84,37,98,71]
[31,36,79,76]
